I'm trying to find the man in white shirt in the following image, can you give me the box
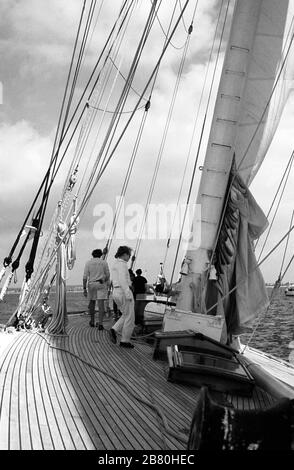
[83,249,110,330]
[109,246,135,348]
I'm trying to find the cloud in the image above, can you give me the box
[0,120,53,198]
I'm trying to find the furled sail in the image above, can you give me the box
[212,168,269,335]
[176,0,293,337]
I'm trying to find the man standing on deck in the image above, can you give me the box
[108,246,135,348]
[132,268,147,299]
[83,249,110,330]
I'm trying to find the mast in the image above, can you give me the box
[176,0,290,312]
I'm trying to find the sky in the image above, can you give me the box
[1,0,294,290]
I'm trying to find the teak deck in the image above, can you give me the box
[0,315,275,450]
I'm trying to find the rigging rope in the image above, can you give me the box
[153,0,190,50]
[52,0,87,162]
[242,238,294,353]
[279,209,294,278]
[60,0,97,140]
[105,101,151,256]
[108,56,148,101]
[256,150,294,261]
[88,103,145,114]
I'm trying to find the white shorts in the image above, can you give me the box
[88,281,108,300]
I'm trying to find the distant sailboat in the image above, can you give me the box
[285,284,294,296]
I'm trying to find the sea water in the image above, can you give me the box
[241,288,294,361]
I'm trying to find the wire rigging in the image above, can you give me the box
[255,150,294,257]
[279,209,294,278]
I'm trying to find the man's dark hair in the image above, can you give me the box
[114,246,132,258]
[92,249,102,258]
[136,269,142,276]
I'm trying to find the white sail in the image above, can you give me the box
[235,0,294,185]
[176,0,292,321]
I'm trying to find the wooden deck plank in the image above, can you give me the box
[251,386,265,410]
[48,335,88,450]
[0,333,26,449]
[0,334,19,449]
[18,334,34,449]
[51,336,95,450]
[25,335,44,450]
[8,335,24,450]
[46,338,76,450]
[32,335,54,449]
[38,336,65,450]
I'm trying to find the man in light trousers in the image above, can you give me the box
[109,246,135,349]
